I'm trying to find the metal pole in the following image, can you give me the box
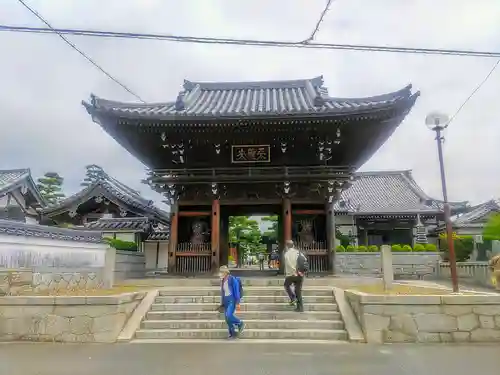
[435,128,459,293]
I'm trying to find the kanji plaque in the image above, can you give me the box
[231,145,270,163]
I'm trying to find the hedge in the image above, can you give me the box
[104,237,138,251]
[335,243,439,252]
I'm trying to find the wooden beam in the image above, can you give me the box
[292,209,325,215]
[167,203,179,273]
[178,211,211,217]
[325,201,336,274]
[283,198,292,242]
[211,198,221,272]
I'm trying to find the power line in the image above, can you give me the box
[16,0,145,102]
[2,24,500,58]
[448,58,500,126]
[302,0,335,43]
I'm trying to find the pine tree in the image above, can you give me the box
[81,164,105,187]
[37,172,65,206]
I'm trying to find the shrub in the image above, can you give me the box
[402,245,413,252]
[413,244,425,252]
[357,245,368,252]
[336,245,346,252]
[368,245,379,252]
[104,237,138,251]
[425,243,437,252]
[346,245,356,252]
[228,255,235,262]
[391,244,403,252]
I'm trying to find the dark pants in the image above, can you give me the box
[284,275,304,310]
[259,260,264,270]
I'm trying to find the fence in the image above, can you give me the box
[438,261,494,288]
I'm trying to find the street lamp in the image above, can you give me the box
[425,112,459,293]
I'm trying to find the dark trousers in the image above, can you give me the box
[284,275,304,309]
[259,260,264,270]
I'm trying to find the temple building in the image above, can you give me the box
[439,199,499,236]
[82,75,426,274]
[0,169,45,223]
[41,170,170,251]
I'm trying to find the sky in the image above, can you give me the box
[1,0,499,208]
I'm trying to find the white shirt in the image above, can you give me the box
[284,248,300,276]
[222,278,231,297]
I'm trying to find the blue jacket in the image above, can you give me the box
[220,275,241,305]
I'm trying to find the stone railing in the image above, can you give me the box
[345,290,500,343]
[438,261,493,288]
[0,292,145,342]
[114,250,145,281]
[336,252,441,277]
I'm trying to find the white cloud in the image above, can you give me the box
[0,0,499,206]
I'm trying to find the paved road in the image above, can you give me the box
[1,342,499,375]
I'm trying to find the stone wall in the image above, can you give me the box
[0,229,113,292]
[0,292,145,342]
[345,290,500,343]
[336,252,441,276]
[114,251,145,281]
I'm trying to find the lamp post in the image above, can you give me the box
[425,112,459,293]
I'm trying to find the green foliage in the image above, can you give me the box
[368,245,379,252]
[425,243,437,251]
[81,164,105,187]
[261,215,278,242]
[483,213,500,238]
[228,255,235,263]
[335,229,351,248]
[104,237,138,251]
[336,245,346,252]
[391,244,403,252]
[402,244,413,252]
[346,245,356,252]
[357,245,367,252]
[37,172,65,206]
[413,244,425,252]
[229,216,262,255]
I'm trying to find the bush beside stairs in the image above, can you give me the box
[132,279,348,342]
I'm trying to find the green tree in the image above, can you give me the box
[261,215,278,242]
[36,172,65,206]
[229,216,263,255]
[484,213,500,237]
[81,164,104,187]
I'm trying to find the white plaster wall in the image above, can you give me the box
[115,232,135,242]
[144,242,158,269]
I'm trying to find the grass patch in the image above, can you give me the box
[347,282,466,295]
[17,285,153,296]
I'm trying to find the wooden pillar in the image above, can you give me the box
[167,203,179,274]
[326,201,336,274]
[283,198,292,242]
[211,198,220,272]
[219,212,229,266]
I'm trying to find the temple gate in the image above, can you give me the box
[83,75,419,275]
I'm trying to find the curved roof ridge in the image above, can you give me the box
[183,76,324,91]
[354,169,412,176]
[325,84,414,103]
[82,95,176,109]
[0,168,30,174]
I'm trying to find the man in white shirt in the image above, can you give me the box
[283,240,304,312]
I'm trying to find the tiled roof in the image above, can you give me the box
[146,232,170,241]
[0,219,103,243]
[85,217,152,232]
[0,169,45,206]
[452,199,500,227]
[336,170,446,214]
[42,171,169,222]
[83,76,419,119]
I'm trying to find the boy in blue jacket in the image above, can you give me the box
[217,266,245,339]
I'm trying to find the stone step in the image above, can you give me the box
[135,328,348,340]
[150,302,338,312]
[141,319,345,330]
[154,295,334,304]
[127,278,336,288]
[158,288,333,297]
[146,310,341,321]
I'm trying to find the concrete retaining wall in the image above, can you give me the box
[114,251,145,281]
[0,292,145,342]
[336,252,441,276]
[345,290,500,343]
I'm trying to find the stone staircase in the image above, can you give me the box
[134,279,348,342]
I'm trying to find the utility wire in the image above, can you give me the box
[448,58,500,126]
[2,24,500,58]
[16,0,145,102]
[302,0,335,43]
